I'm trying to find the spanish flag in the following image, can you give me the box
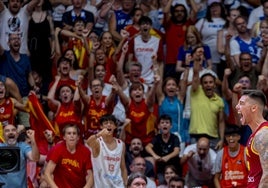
[26,92,59,145]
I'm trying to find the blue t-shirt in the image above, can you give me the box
[0,51,31,97]
[177,45,212,68]
[0,142,32,188]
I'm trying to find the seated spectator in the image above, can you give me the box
[127,172,147,188]
[129,156,156,188]
[213,124,247,188]
[125,138,155,179]
[168,176,186,188]
[44,124,93,187]
[180,137,216,187]
[145,114,181,184]
[157,165,179,188]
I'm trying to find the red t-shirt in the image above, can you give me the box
[46,142,92,188]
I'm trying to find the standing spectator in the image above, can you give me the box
[47,75,82,139]
[62,0,94,31]
[119,74,159,146]
[163,0,194,78]
[0,80,26,127]
[128,16,164,85]
[230,16,261,66]
[213,124,248,188]
[86,114,128,187]
[145,114,181,184]
[129,157,157,188]
[180,137,216,188]
[109,0,135,42]
[78,77,116,139]
[195,0,226,75]
[0,75,22,102]
[49,0,71,28]
[157,69,188,149]
[0,0,40,54]
[0,33,38,127]
[227,52,261,90]
[44,124,93,188]
[190,46,225,150]
[217,7,240,80]
[247,0,268,31]
[0,124,40,188]
[127,172,147,188]
[176,25,213,73]
[157,165,179,188]
[28,0,55,90]
[0,33,37,98]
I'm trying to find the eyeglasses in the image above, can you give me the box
[197,160,202,172]
[134,163,146,167]
[91,84,101,88]
[239,80,250,84]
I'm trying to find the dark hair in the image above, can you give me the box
[130,7,143,17]
[62,49,79,70]
[158,114,172,124]
[171,4,188,24]
[242,90,267,107]
[224,124,241,136]
[206,2,226,22]
[72,17,86,27]
[169,175,185,186]
[239,52,252,60]
[138,16,152,25]
[57,56,72,67]
[62,124,80,136]
[127,172,147,187]
[99,114,117,126]
[200,72,216,83]
[164,165,178,175]
[261,0,268,5]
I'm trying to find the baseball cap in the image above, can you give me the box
[208,0,221,6]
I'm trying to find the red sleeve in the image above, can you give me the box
[157,38,164,62]
[127,38,135,55]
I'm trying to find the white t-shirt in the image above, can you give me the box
[0,6,30,54]
[195,18,225,64]
[247,5,263,29]
[183,143,216,181]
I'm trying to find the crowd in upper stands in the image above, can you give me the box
[0,0,267,187]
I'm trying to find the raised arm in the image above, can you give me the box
[163,0,172,22]
[222,68,233,100]
[191,59,201,93]
[26,129,40,161]
[215,110,225,150]
[47,76,61,112]
[108,12,122,42]
[26,0,41,14]
[116,41,128,89]
[146,74,160,110]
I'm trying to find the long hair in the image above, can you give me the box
[205,3,226,22]
[183,25,203,50]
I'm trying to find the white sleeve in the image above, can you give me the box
[230,39,240,56]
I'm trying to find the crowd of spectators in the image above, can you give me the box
[0,0,268,187]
